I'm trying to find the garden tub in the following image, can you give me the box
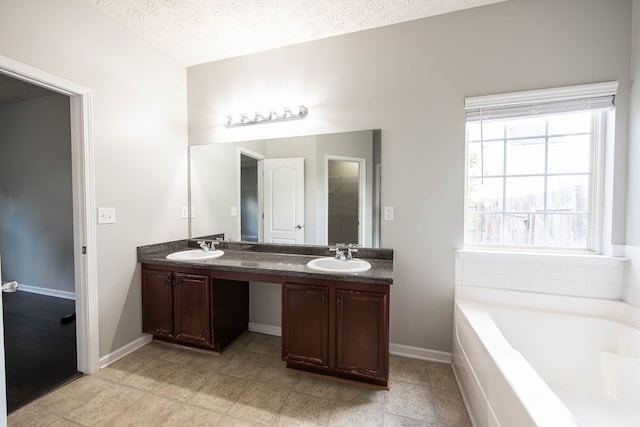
[452,286,640,427]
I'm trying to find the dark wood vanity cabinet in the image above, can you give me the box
[141,268,174,337]
[282,283,330,368]
[282,280,389,386]
[141,265,248,352]
[335,289,388,379]
[141,258,390,386]
[173,272,211,346]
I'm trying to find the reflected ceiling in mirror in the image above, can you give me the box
[189,129,382,248]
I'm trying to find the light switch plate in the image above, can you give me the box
[98,207,116,224]
[383,206,394,221]
[230,206,238,217]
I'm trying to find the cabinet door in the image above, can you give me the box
[335,289,388,379]
[173,273,211,346]
[142,268,173,337]
[282,283,329,368]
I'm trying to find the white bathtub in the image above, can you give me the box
[452,286,640,427]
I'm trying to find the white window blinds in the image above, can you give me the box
[465,81,617,121]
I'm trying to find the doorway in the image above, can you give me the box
[240,154,259,242]
[0,85,81,412]
[326,156,366,246]
[238,148,265,242]
[0,55,99,420]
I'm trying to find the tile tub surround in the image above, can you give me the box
[137,240,394,285]
[455,249,627,300]
[8,332,472,427]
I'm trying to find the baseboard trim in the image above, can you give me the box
[96,327,450,371]
[248,322,281,336]
[17,283,76,300]
[246,323,451,363]
[99,334,153,369]
[390,343,452,363]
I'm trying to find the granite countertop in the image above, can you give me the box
[137,240,393,285]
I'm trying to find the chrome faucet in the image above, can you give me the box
[330,244,347,260]
[197,240,217,252]
[329,243,358,260]
[347,244,358,260]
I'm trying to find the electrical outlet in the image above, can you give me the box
[181,206,196,219]
[98,207,116,224]
[383,206,394,221]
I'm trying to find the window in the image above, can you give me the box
[464,82,617,251]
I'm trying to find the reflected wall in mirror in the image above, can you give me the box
[190,129,382,247]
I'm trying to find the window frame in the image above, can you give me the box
[463,82,617,253]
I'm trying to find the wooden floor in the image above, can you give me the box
[2,290,81,413]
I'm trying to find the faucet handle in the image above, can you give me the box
[197,240,217,251]
[329,244,347,260]
[329,243,345,252]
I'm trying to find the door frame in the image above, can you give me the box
[237,147,266,242]
[324,155,366,246]
[0,55,100,380]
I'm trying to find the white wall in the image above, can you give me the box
[0,0,188,357]
[628,0,640,246]
[624,0,640,306]
[188,0,632,353]
[0,94,75,293]
[190,142,246,240]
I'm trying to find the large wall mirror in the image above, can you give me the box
[190,129,382,248]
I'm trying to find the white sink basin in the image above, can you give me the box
[166,249,225,261]
[306,257,371,273]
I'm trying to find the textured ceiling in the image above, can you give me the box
[89,0,508,66]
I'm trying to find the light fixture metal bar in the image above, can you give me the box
[224,105,308,128]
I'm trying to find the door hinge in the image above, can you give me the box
[82,246,87,254]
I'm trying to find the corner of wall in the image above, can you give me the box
[623,245,640,306]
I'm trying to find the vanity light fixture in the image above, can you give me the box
[224,105,308,127]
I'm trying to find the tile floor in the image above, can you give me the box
[8,332,471,426]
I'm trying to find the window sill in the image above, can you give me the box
[456,249,627,268]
